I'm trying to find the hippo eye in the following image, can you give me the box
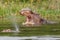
[26,10,33,14]
[26,11,30,13]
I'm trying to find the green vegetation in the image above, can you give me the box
[0,0,60,36]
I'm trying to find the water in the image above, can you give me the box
[8,14,19,32]
[0,36,60,40]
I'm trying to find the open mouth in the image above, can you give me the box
[27,16,32,22]
[27,16,31,19]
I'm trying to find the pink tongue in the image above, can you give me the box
[27,16,31,22]
[27,16,31,19]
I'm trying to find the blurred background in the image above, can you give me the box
[0,0,60,36]
[0,0,60,22]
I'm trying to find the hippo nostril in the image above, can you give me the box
[21,12,24,14]
[19,11,24,16]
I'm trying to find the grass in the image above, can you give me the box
[0,0,60,36]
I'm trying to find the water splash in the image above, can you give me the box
[8,14,20,32]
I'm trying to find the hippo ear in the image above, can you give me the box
[28,11,34,14]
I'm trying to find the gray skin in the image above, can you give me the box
[20,8,58,26]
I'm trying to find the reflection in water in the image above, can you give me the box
[25,39,32,40]
[0,36,60,40]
